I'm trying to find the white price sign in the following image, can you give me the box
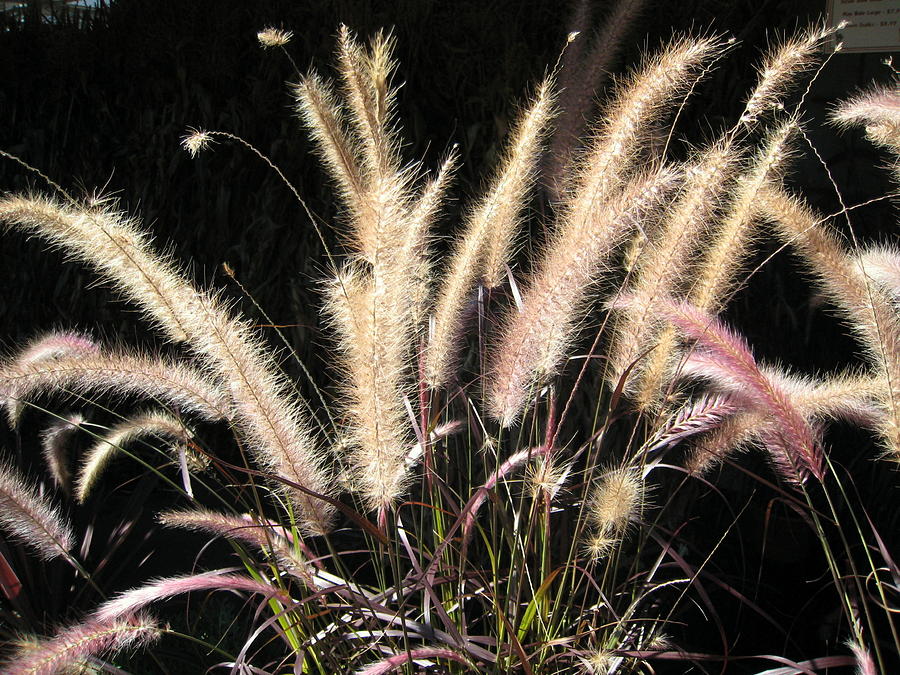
[829,0,900,52]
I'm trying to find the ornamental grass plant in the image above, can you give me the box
[0,8,898,674]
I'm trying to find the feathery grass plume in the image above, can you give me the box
[322,267,412,511]
[75,410,194,503]
[526,455,572,501]
[3,331,99,423]
[580,648,614,674]
[640,119,798,413]
[740,22,841,127]
[546,0,647,197]
[607,141,737,398]
[336,26,400,184]
[426,78,555,387]
[356,648,471,675]
[561,33,723,216]
[4,612,159,675]
[583,467,643,559]
[772,369,889,428]
[689,118,797,314]
[480,78,557,289]
[686,371,889,474]
[307,28,442,511]
[643,393,739,453]
[685,412,758,475]
[832,83,900,154]
[330,28,426,338]
[158,508,313,584]
[91,569,291,623]
[403,149,458,330]
[0,458,74,560]
[656,298,824,482]
[757,185,900,458]
[487,165,680,426]
[40,413,84,495]
[15,330,99,364]
[0,348,230,426]
[857,245,900,301]
[181,127,214,158]
[0,195,335,534]
[848,639,878,675]
[0,195,197,342]
[257,27,292,48]
[293,72,367,221]
[486,34,722,425]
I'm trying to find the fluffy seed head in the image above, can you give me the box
[4,613,160,675]
[832,84,900,152]
[257,27,293,48]
[741,23,837,126]
[158,508,313,583]
[0,459,74,561]
[526,455,571,501]
[181,128,214,158]
[581,649,614,674]
[487,165,680,426]
[586,467,643,536]
[40,413,84,495]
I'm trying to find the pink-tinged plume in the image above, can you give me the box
[39,413,84,495]
[0,460,74,560]
[655,298,824,482]
[4,612,159,675]
[356,648,470,674]
[91,569,291,623]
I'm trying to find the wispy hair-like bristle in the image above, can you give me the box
[4,612,159,675]
[0,195,336,534]
[0,459,74,560]
[158,508,313,583]
[656,298,823,482]
[488,165,680,426]
[0,346,230,426]
[39,413,84,495]
[426,78,555,387]
[91,569,291,623]
[74,410,194,503]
